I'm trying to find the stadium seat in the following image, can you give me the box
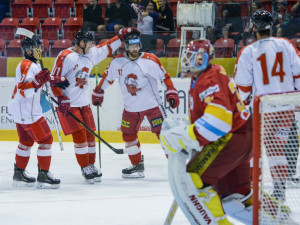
[63,17,83,40]
[236,37,256,54]
[11,0,31,18]
[6,39,23,57]
[41,39,50,57]
[166,38,181,57]
[50,39,73,57]
[214,38,235,58]
[291,38,300,51]
[19,17,40,36]
[0,39,5,56]
[41,17,62,41]
[75,0,89,17]
[0,18,19,40]
[54,0,74,19]
[156,38,165,56]
[32,0,52,19]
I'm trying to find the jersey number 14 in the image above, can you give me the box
[257,52,285,85]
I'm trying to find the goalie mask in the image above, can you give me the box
[181,39,214,76]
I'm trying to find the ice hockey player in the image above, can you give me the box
[92,28,180,179]
[50,28,138,184]
[8,37,68,189]
[234,10,300,201]
[160,39,253,224]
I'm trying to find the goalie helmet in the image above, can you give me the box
[75,30,94,45]
[181,39,214,74]
[251,10,273,32]
[21,37,42,53]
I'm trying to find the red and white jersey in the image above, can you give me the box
[51,36,121,107]
[8,59,43,124]
[234,37,300,100]
[189,65,250,146]
[100,52,171,112]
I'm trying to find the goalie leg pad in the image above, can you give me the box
[168,152,232,225]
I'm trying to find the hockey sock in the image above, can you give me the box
[15,142,33,169]
[37,136,53,171]
[74,144,89,168]
[87,133,96,164]
[129,152,142,165]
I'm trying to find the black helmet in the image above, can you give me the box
[75,30,94,45]
[21,37,42,53]
[124,34,142,49]
[252,10,273,32]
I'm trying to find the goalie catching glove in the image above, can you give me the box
[92,86,104,106]
[160,118,202,153]
[50,76,70,89]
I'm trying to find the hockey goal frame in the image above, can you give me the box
[253,91,300,225]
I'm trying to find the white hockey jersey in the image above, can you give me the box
[51,36,121,107]
[100,52,172,112]
[8,59,43,124]
[234,37,300,100]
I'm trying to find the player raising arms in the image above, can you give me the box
[51,28,137,184]
[8,37,68,189]
[160,39,253,224]
[92,29,179,179]
[234,10,300,201]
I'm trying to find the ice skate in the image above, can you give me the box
[122,156,145,179]
[12,164,36,187]
[81,166,95,184]
[89,164,102,182]
[36,165,60,189]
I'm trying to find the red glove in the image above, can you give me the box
[57,96,70,116]
[92,86,104,106]
[50,76,70,89]
[118,27,141,41]
[166,87,180,109]
[32,69,51,89]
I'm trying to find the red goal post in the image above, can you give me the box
[253,91,300,225]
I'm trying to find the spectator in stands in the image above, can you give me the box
[283,0,300,37]
[243,1,264,39]
[220,0,242,39]
[272,0,290,37]
[82,0,105,32]
[0,0,9,23]
[137,0,159,53]
[156,0,175,46]
[98,0,131,34]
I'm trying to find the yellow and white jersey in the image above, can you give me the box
[234,37,300,100]
[8,59,43,124]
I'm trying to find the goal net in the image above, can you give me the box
[253,92,300,225]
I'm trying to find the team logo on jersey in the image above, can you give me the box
[199,85,220,101]
[125,73,141,96]
[75,67,89,88]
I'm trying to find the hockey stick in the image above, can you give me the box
[42,90,127,154]
[15,28,64,151]
[95,66,102,168]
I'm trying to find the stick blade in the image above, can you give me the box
[15,28,34,39]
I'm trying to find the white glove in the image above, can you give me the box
[160,118,202,154]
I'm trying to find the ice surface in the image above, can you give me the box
[0,142,243,225]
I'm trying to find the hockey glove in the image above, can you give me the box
[160,118,202,154]
[32,69,51,89]
[92,86,104,106]
[118,27,141,41]
[50,76,70,90]
[166,87,180,109]
[57,96,71,116]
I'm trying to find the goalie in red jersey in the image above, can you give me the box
[160,39,253,224]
